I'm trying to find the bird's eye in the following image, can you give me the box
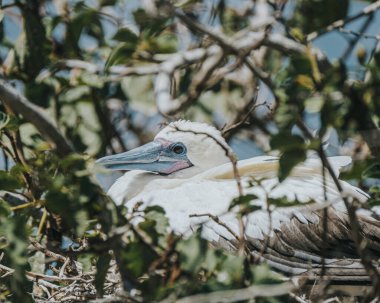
[172,143,186,155]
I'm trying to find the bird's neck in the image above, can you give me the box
[169,165,205,178]
[108,164,211,204]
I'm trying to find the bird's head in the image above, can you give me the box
[96,120,231,176]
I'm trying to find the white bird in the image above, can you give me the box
[97,120,380,282]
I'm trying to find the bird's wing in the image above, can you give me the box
[127,156,378,280]
[198,155,368,204]
[197,155,352,180]
[243,206,380,281]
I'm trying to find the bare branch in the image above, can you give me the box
[155,46,217,115]
[0,80,74,156]
[307,0,380,41]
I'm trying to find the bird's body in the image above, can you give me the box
[97,120,380,281]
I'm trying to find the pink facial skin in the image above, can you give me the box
[160,160,192,175]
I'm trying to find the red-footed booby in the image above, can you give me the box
[97,120,380,281]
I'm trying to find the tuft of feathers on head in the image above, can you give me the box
[157,120,230,148]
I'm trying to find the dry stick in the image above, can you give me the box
[289,292,308,303]
[29,238,67,263]
[0,263,15,278]
[320,161,328,280]
[296,119,380,296]
[0,80,74,156]
[59,257,71,278]
[26,271,93,283]
[307,0,380,41]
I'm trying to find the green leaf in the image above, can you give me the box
[0,171,22,191]
[133,9,169,35]
[290,0,349,34]
[363,163,380,179]
[122,240,156,277]
[0,111,10,130]
[230,194,258,209]
[105,43,135,70]
[0,215,33,303]
[61,86,90,103]
[177,232,209,272]
[81,73,104,89]
[252,263,283,284]
[295,74,314,90]
[268,197,306,208]
[95,252,111,296]
[144,206,169,236]
[0,199,11,216]
[229,194,260,215]
[100,0,117,6]
[278,149,307,182]
[270,132,305,152]
[113,27,139,43]
[154,33,178,53]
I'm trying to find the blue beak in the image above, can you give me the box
[96,140,192,175]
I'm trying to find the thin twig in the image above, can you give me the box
[339,26,380,41]
[222,102,268,136]
[29,238,67,263]
[341,15,374,61]
[307,0,380,41]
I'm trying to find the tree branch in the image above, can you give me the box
[0,80,74,156]
[307,0,380,41]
